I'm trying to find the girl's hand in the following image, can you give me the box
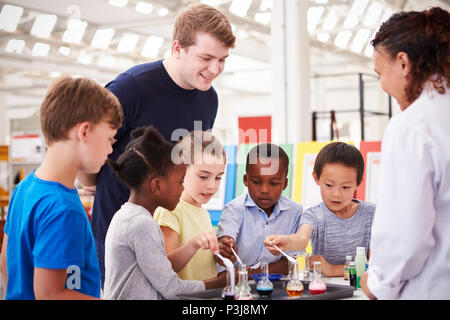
[191,230,219,254]
[264,235,291,255]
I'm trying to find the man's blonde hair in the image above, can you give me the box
[173,3,236,49]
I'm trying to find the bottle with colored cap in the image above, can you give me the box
[354,247,367,288]
[349,261,357,289]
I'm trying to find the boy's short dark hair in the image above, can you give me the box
[40,76,123,145]
[245,143,289,177]
[314,142,365,185]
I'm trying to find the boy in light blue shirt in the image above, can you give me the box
[216,143,302,274]
[0,77,123,299]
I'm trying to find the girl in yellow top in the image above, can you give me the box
[154,131,226,280]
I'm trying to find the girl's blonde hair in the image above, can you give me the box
[176,131,226,165]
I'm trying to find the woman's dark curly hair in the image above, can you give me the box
[371,7,450,103]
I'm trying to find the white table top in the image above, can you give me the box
[323,276,369,300]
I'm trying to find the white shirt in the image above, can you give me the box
[367,83,450,299]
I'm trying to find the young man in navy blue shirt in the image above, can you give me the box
[77,3,236,286]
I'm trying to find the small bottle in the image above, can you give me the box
[354,247,367,288]
[256,262,273,297]
[344,255,352,280]
[349,261,357,289]
[235,264,253,300]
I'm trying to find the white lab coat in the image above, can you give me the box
[367,82,450,299]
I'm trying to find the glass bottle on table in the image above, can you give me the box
[344,255,352,281]
[355,247,367,288]
[308,261,327,295]
[256,262,273,297]
[235,264,253,300]
[349,261,357,289]
[221,267,235,300]
[286,262,304,297]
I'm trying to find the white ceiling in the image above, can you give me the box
[0,0,449,111]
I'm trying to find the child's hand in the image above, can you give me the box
[216,236,237,265]
[264,235,291,255]
[309,255,334,277]
[191,230,219,254]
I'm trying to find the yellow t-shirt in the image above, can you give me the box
[154,200,217,281]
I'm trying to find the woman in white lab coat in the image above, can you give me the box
[360,7,450,299]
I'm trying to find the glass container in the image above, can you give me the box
[256,262,273,297]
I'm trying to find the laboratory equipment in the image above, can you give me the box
[256,262,273,297]
[230,246,243,266]
[269,241,297,264]
[235,264,253,300]
[222,268,235,300]
[286,261,304,297]
[308,261,327,295]
[349,261,357,289]
[354,247,367,288]
[344,255,352,280]
[215,253,235,300]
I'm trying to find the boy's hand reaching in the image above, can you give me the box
[264,235,291,255]
[216,236,237,266]
[191,230,219,254]
[309,255,342,277]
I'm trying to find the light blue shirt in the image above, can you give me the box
[216,192,302,272]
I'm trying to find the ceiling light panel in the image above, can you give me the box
[0,4,24,32]
[141,35,164,58]
[229,0,252,17]
[349,0,369,17]
[135,1,153,14]
[62,18,88,44]
[5,39,25,54]
[254,12,271,24]
[30,14,57,39]
[31,42,50,56]
[350,28,371,53]
[91,28,115,49]
[308,6,325,33]
[322,9,338,31]
[109,0,128,8]
[259,0,273,11]
[117,33,139,53]
[363,1,383,27]
[334,30,352,49]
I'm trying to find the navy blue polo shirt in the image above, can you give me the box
[91,60,218,282]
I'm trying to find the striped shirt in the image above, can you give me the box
[300,200,375,265]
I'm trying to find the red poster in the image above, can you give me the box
[355,141,382,201]
[238,116,272,144]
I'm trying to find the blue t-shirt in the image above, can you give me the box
[91,59,218,284]
[91,60,218,243]
[4,172,101,300]
[300,200,375,265]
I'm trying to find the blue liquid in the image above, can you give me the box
[256,286,273,297]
